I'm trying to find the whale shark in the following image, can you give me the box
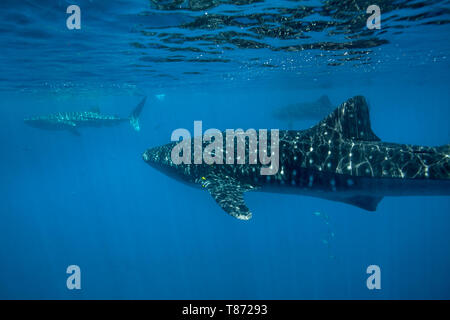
[273,94,334,128]
[24,97,146,135]
[142,96,449,220]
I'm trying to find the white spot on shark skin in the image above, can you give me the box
[308,175,314,187]
[330,179,336,191]
[310,147,314,152]
[328,150,331,155]
[292,169,297,176]
[293,156,297,161]
[309,158,314,164]
[327,162,332,169]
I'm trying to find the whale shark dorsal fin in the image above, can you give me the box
[201,174,258,220]
[315,96,380,141]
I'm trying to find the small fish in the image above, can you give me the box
[155,93,166,101]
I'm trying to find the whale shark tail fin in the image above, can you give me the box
[129,96,147,131]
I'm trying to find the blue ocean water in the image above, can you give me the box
[0,0,449,299]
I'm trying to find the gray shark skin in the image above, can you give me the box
[143,96,450,220]
[273,94,334,127]
[24,97,146,135]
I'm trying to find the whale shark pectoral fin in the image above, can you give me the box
[68,127,81,136]
[343,195,383,211]
[61,120,80,136]
[202,175,258,220]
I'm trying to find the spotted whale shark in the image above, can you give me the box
[142,96,449,220]
[24,97,146,135]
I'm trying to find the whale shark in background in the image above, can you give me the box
[273,94,334,128]
[24,97,146,135]
[142,96,449,220]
